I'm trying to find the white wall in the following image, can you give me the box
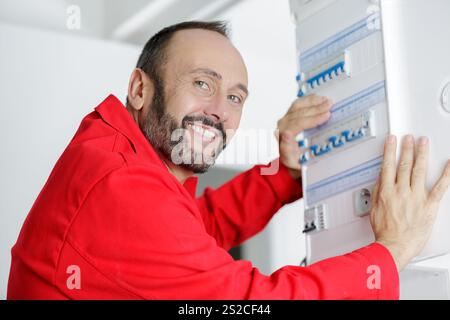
[0,22,139,299]
[0,0,106,38]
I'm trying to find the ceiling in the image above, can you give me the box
[107,0,243,44]
[0,0,244,45]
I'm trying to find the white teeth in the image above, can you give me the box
[203,130,215,139]
[189,124,216,141]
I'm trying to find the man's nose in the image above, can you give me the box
[203,96,229,123]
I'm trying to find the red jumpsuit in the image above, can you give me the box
[7,95,399,299]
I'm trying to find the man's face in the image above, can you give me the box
[142,29,249,173]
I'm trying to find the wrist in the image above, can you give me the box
[287,167,301,181]
[376,240,412,272]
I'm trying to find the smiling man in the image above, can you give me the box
[7,21,450,300]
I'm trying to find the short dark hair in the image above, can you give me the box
[136,21,230,82]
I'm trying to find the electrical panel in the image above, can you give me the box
[290,0,450,264]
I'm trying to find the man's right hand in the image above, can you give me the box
[370,135,450,272]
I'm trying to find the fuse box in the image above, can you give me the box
[290,0,450,264]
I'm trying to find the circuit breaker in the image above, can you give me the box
[290,0,450,264]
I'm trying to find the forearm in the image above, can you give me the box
[196,159,302,250]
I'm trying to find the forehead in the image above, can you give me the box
[164,29,248,85]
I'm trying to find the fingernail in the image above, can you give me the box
[387,135,396,144]
[419,137,429,145]
[404,135,413,143]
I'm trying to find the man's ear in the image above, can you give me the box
[127,68,154,112]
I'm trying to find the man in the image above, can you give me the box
[7,21,450,299]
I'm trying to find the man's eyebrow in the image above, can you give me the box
[190,68,249,97]
[235,83,249,97]
[190,68,222,80]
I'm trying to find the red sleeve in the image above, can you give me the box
[55,165,398,300]
[196,159,303,250]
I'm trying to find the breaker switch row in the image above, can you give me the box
[298,111,375,165]
[296,52,350,97]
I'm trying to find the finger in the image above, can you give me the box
[372,176,380,205]
[288,100,334,118]
[411,137,430,189]
[396,135,415,189]
[290,95,328,112]
[380,135,397,189]
[287,112,331,134]
[429,160,450,203]
[369,177,381,227]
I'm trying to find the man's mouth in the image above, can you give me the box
[186,122,218,143]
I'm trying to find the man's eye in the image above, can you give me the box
[194,80,210,91]
[228,95,242,104]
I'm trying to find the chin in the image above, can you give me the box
[184,150,217,174]
[180,162,212,175]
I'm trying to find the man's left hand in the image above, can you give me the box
[277,95,333,180]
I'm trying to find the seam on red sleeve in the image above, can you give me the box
[53,162,172,291]
[111,132,119,152]
[53,163,126,288]
[65,238,147,299]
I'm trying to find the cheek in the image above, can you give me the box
[224,116,241,140]
[166,96,203,124]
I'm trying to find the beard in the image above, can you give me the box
[139,77,227,174]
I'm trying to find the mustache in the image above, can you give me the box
[182,115,227,144]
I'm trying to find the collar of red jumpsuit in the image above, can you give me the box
[95,95,200,197]
[7,95,399,299]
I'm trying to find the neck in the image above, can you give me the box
[159,155,194,184]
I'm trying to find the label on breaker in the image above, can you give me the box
[297,52,350,97]
[306,156,382,206]
[303,81,386,139]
